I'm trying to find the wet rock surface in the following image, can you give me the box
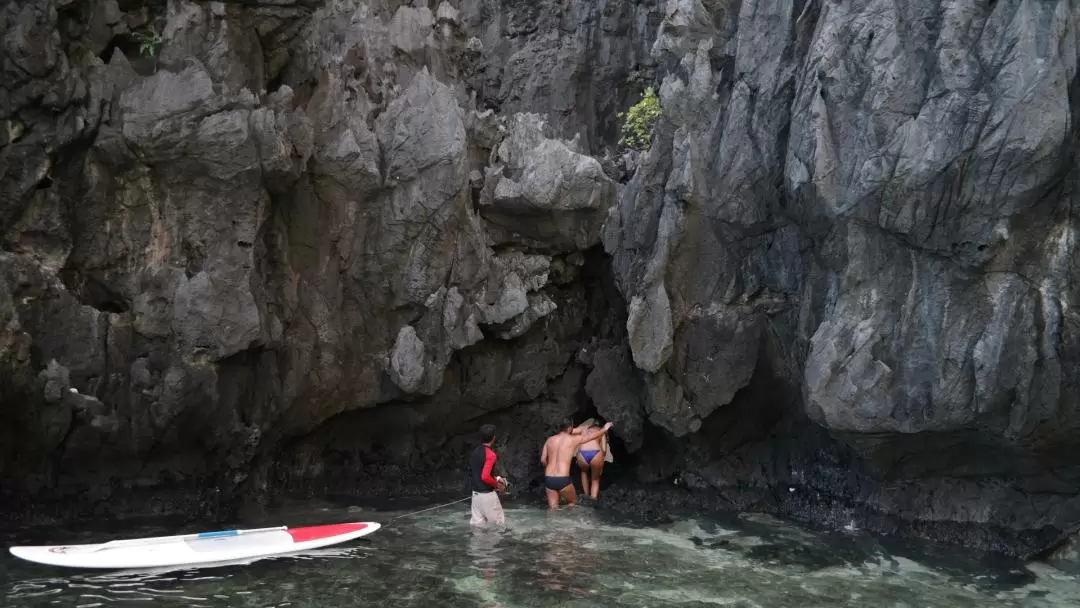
[2,0,1080,559]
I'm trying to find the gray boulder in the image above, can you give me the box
[480,113,615,252]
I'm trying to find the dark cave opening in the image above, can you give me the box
[94,31,160,77]
[57,269,131,314]
[265,66,290,99]
[96,35,123,63]
[250,244,634,501]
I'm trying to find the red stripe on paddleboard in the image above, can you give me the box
[286,523,368,543]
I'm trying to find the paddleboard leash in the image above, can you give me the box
[387,496,472,523]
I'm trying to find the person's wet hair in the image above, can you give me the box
[480,424,496,444]
[560,418,574,431]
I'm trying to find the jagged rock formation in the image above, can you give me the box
[0,0,658,514]
[3,0,1079,559]
[604,0,1080,558]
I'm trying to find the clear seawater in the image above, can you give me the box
[3,496,1080,607]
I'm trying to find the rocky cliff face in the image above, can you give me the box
[603,0,1080,558]
[0,0,660,515]
[2,0,1079,559]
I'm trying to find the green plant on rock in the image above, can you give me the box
[132,26,164,58]
[618,86,661,151]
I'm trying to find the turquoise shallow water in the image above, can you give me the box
[3,497,1080,607]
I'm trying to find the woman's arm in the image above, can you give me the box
[576,423,613,446]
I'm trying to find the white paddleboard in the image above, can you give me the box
[8,521,380,570]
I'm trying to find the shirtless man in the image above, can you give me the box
[540,419,613,508]
[575,421,609,500]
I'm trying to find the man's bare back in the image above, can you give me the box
[540,419,613,508]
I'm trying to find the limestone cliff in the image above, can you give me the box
[2,0,1078,559]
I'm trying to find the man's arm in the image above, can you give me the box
[480,449,498,489]
[576,423,614,446]
[540,440,549,466]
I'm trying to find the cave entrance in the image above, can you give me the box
[569,400,644,495]
[99,32,161,77]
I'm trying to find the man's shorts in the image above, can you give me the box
[470,491,505,526]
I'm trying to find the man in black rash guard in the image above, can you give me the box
[469,424,507,526]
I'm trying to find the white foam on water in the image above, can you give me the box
[449,572,501,603]
[629,587,758,606]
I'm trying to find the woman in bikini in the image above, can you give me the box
[575,420,608,500]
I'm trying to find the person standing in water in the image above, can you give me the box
[469,424,508,526]
[540,419,613,508]
[575,420,609,500]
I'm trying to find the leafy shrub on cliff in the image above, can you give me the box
[618,87,661,150]
[132,26,163,58]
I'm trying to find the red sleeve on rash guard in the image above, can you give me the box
[481,447,498,488]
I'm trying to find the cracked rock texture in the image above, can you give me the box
[3,0,1080,560]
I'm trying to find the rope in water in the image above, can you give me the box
[387,496,472,523]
